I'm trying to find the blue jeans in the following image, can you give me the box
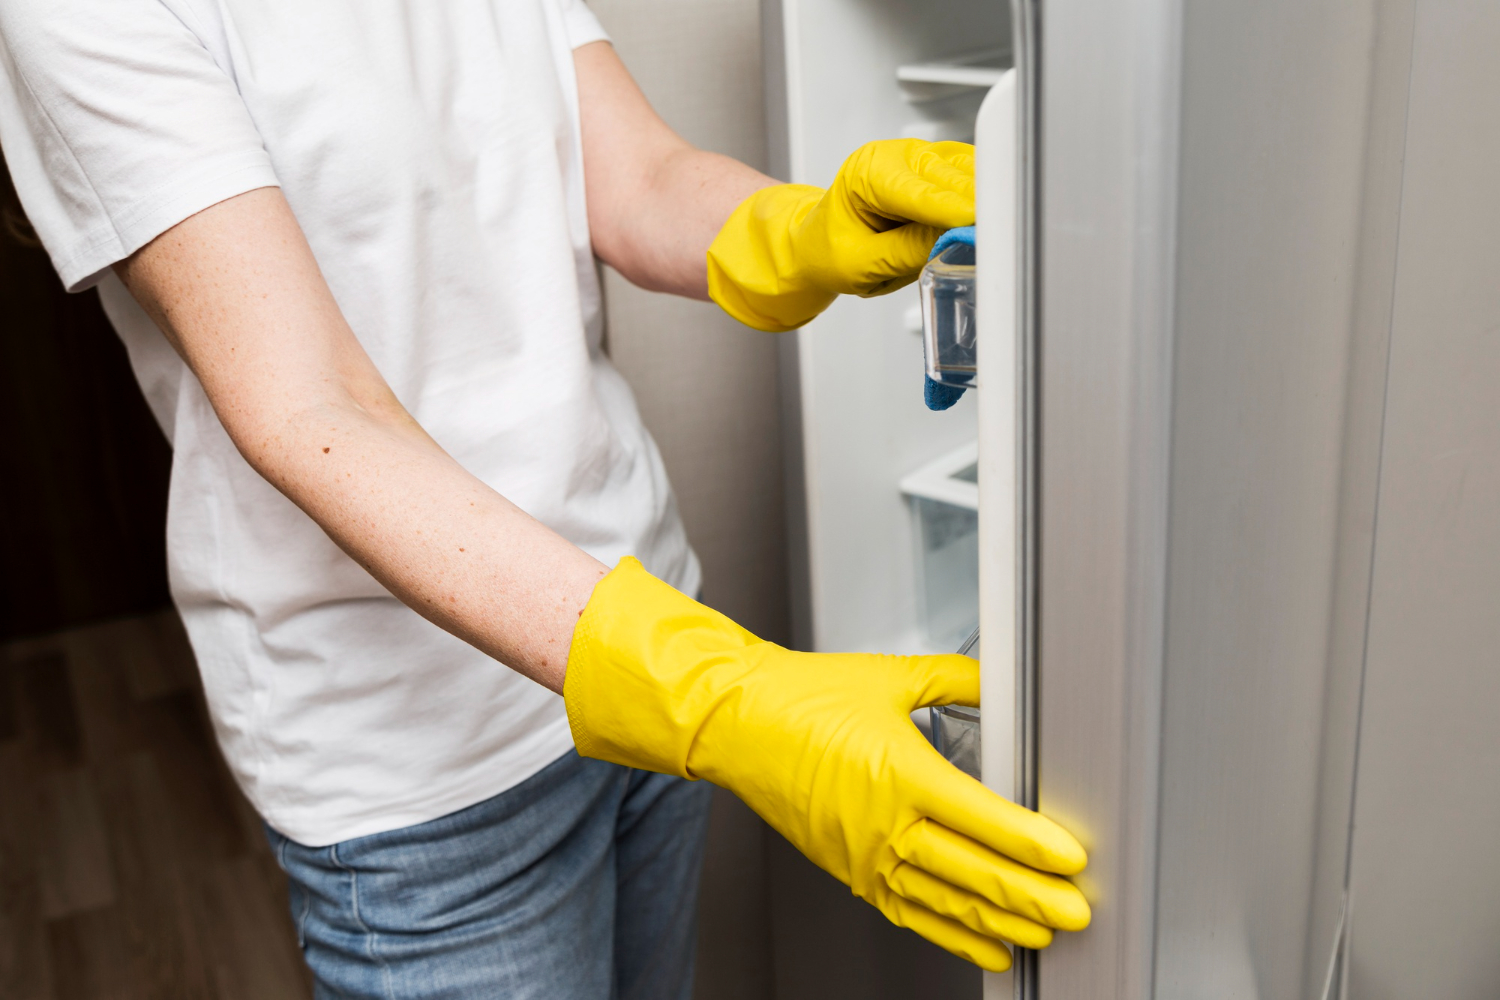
[266,751,714,999]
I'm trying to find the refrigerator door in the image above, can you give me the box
[1322,1,1500,994]
[1024,0,1385,994]
[1009,0,1500,997]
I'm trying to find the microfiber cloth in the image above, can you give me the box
[923,226,976,411]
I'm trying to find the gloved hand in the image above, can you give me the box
[707,139,975,332]
[565,557,1091,972]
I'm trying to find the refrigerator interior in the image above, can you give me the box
[770,0,1009,659]
[763,2,1009,998]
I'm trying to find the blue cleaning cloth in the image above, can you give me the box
[929,225,976,262]
[924,376,968,411]
[923,227,976,411]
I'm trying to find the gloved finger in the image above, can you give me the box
[852,160,975,232]
[859,269,923,298]
[909,751,1089,876]
[929,140,976,172]
[887,861,1055,949]
[883,894,1014,972]
[838,141,975,231]
[901,652,981,710]
[837,223,944,297]
[908,143,976,196]
[895,818,1092,931]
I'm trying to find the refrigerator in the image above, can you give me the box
[765,0,1500,997]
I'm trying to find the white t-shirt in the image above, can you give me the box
[0,0,700,845]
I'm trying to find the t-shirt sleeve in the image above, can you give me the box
[0,0,279,291]
[558,0,610,50]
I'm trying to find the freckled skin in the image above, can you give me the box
[110,41,770,696]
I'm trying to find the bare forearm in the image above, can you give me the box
[250,398,605,692]
[116,188,605,693]
[596,145,772,298]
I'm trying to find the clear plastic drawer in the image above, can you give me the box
[899,442,979,650]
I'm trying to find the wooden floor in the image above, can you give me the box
[0,609,313,999]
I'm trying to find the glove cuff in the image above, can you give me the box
[707,184,837,332]
[563,557,761,777]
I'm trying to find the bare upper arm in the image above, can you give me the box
[116,186,350,381]
[572,41,689,271]
[113,187,409,467]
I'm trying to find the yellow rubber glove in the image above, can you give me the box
[707,139,976,332]
[564,558,1091,972]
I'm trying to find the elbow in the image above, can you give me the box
[213,394,374,491]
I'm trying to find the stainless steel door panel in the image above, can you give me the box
[1344,1,1500,994]
[1028,1,1416,996]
